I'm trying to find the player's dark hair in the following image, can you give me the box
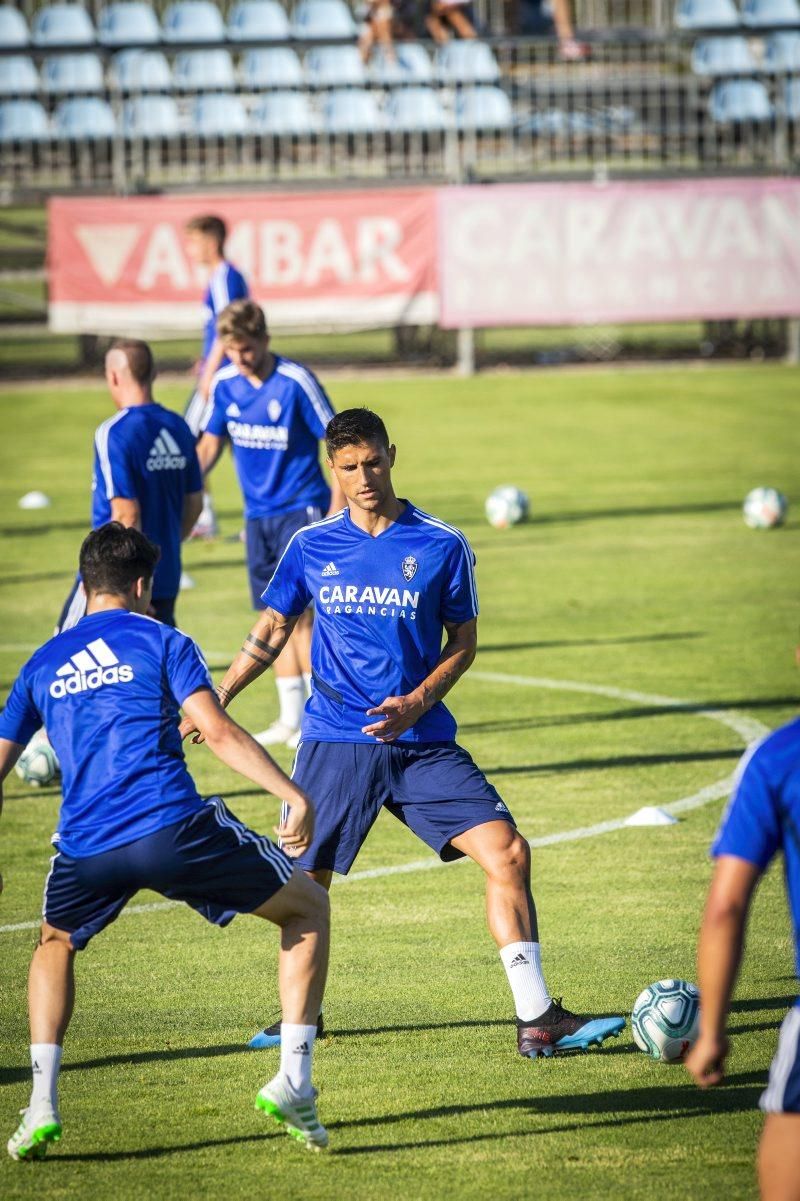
[109,339,155,386]
[185,214,227,250]
[80,523,160,598]
[325,408,390,457]
[217,299,268,342]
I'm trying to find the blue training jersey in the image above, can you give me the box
[262,501,479,743]
[202,260,249,362]
[0,609,213,859]
[92,403,202,599]
[205,355,335,520]
[713,717,800,991]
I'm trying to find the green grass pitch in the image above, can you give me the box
[0,363,797,1200]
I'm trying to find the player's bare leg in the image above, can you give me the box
[758,1115,800,1201]
[256,609,314,750]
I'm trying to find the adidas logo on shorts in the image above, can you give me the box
[146,427,187,472]
[49,638,134,699]
[321,562,339,577]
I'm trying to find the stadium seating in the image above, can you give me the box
[192,92,249,134]
[173,49,236,90]
[709,78,774,119]
[764,29,800,67]
[111,48,173,90]
[54,96,117,136]
[241,46,304,87]
[741,0,800,25]
[227,0,291,41]
[162,1,225,43]
[0,7,30,47]
[97,2,160,46]
[368,44,433,85]
[41,52,105,93]
[251,89,317,133]
[0,98,49,139]
[691,36,758,74]
[322,88,385,133]
[674,0,740,28]
[304,45,366,87]
[455,86,513,130]
[0,56,39,97]
[385,86,453,132]
[32,4,96,46]
[784,76,800,115]
[122,93,181,134]
[290,0,358,40]
[434,41,501,85]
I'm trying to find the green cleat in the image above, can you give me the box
[7,1106,62,1162]
[256,1078,329,1152]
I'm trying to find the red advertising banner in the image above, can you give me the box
[437,178,800,328]
[48,189,438,333]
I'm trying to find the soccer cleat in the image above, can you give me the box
[255,1079,328,1152]
[254,721,301,748]
[517,998,625,1058]
[249,1013,325,1050]
[7,1105,62,1161]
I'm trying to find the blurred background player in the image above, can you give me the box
[184,214,249,539]
[1,523,331,1159]
[197,299,344,749]
[686,702,800,1201]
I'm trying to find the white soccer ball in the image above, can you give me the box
[743,486,788,529]
[15,739,60,787]
[485,485,530,529]
[632,979,700,1062]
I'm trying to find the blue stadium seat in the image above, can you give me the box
[111,49,172,90]
[32,4,96,46]
[0,99,49,140]
[162,1,225,43]
[0,7,30,47]
[122,94,181,135]
[241,47,304,87]
[674,0,740,28]
[369,44,433,85]
[97,2,160,45]
[455,85,513,130]
[228,0,291,41]
[173,50,236,90]
[742,0,800,25]
[709,78,774,119]
[193,92,249,135]
[784,76,800,115]
[251,90,318,133]
[55,96,117,137]
[385,86,452,132]
[691,36,758,74]
[765,30,800,67]
[434,41,500,85]
[42,52,105,93]
[290,0,357,40]
[305,45,366,87]
[523,107,598,135]
[0,57,39,97]
[322,88,385,133]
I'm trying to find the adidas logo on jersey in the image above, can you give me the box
[49,638,134,699]
[321,562,339,577]
[226,402,241,417]
[146,427,187,472]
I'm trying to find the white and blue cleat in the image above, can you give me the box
[249,1015,325,1050]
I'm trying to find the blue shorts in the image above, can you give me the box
[43,798,293,950]
[290,740,514,875]
[246,504,325,609]
[761,1007,800,1114]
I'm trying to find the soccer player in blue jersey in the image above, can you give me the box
[686,717,800,1200]
[185,407,625,1058]
[197,299,344,750]
[1,523,331,1160]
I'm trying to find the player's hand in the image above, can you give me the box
[685,1032,729,1088]
[362,695,424,742]
[275,792,314,856]
[178,715,206,745]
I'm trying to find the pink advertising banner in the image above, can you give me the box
[437,178,800,328]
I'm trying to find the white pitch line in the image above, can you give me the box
[0,673,771,937]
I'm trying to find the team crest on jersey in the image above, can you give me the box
[267,399,282,423]
[401,555,418,582]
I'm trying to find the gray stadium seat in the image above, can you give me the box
[674,0,740,28]
[241,47,304,88]
[434,40,500,85]
[42,52,105,93]
[290,0,357,40]
[32,4,96,46]
[0,7,30,47]
[385,86,453,132]
[368,44,433,85]
[783,76,800,115]
[0,56,39,97]
[455,86,513,130]
[691,36,758,74]
[227,0,291,41]
[162,1,225,43]
[0,98,49,139]
[741,0,800,25]
[305,45,366,87]
[765,30,800,67]
[193,92,249,135]
[122,94,181,135]
[173,49,236,90]
[709,78,774,119]
[322,88,385,133]
[97,2,160,45]
[251,90,318,133]
[111,49,172,90]
[55,96,117,136]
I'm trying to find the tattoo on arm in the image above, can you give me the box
[240,633,282,667]
[216,685,233,706]
[245,633,282,656]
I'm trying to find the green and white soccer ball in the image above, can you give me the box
[485,486,530,529]
[15,739,60,787]
[743,486,788,529]
[632,979,700,1062]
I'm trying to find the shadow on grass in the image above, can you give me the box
[532,500,743,526]
[460,697,800,736]
[485,748,743,777]
[478,632,704,655]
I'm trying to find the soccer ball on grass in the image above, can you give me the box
[15,737,60,787]
[742,487,787,529]
[485,486,530,529]
[631,979,700,1062]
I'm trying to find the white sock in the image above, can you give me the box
[499,941,551,1022]
[279,1023,316,1096]
[302,672,312,699]
[30,1043,62,1112]
[275,676,304,731]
